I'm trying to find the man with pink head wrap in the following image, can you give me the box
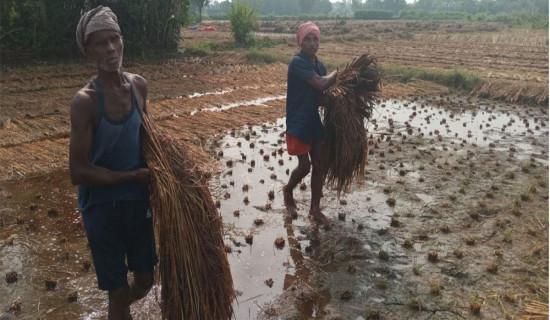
[296,21,321,47]
[70,6,157,319]
[283,21,337,228]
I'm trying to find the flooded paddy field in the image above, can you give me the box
[1,19,548,320]
[1,93,547,319]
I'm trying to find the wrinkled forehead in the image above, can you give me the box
[87,29,121,45]
[303,33,319,41]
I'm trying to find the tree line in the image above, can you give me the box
[1,0,191,55]
[205,0,547,18]
[1,0,547,55]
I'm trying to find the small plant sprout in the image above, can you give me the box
[403,239,413,249]
[379,249,389,261]
[413,264,421,276]
[378,278,387,290]
[245,234,253,244]
[512,199,521,216]
[486,260,498,274]
[469,292,484,314]
[430,278,441,295]
[453,247,464,259]
[274,237,285,249]
[418,230,429,241]
[365,309,381,320]
[440,223,450,233]
[347,261,357,274]
[407,297,423,311]
[465,236,476,246]
[428,251,438,263]
[504,227,513,243]
[390,216,400,227]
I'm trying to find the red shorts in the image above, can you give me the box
[286,134,324,156]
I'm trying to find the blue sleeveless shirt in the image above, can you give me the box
[77,75,149,211]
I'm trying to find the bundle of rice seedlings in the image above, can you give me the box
[141,114,235,319]
[323,53,380,195]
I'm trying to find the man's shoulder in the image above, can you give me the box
[124,72,146,86]
[290,52,308,64]
[72,84,96,108]
[124,72,147,95]
[289,53,313,74]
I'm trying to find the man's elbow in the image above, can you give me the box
[69,171,80,186]
[69,166,85,185]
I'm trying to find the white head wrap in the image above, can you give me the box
[76,6,121,55]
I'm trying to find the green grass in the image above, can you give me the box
[246,49,288,64]
[380,65,482,92]
[183,42,221,57]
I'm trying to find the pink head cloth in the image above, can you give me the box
[296,21,320,47]
[76,6,121,55]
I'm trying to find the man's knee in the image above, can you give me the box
[133,272,154,296]
[296,162,311,176]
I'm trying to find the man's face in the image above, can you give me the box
[86,29,123,72]
[300,33,319,56]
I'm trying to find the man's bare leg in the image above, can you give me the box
[309,142,332,228]
[128,271,154,304]
[284,154,311,210]
[109,284,131,320]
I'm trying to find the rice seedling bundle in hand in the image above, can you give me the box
[323,53,380,196]
[141,114,235,320]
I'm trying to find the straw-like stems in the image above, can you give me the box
[142,114,235,320]
[323,53,380,196]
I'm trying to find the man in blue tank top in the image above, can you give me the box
[70,6,158,319]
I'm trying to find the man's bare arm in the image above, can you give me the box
[307,70,338,93]
[68,91,149,186]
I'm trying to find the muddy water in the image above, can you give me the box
[372,98,546,161]
[0,96,547,319]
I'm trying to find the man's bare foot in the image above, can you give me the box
[309,208,333,229]
[283,185,297,210]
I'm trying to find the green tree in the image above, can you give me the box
[191,0,211,22]
[298,0,316,13]
[87,0,189,51]
[228,1,258,45]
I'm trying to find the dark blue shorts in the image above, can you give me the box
[82,200,159,291]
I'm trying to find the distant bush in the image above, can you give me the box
[246,49,288,64]
[399,9,469,20]
[205,13,229,20]
[355,10,394,20]
[183,42,220,56]
[398,9,547,29]
[380,65,482,91]
[228,1,258,45]
[399,9,468,20]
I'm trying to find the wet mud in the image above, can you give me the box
[1,94,547,319]
[1,20,548,320]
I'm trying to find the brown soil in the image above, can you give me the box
[0,20,547,319]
